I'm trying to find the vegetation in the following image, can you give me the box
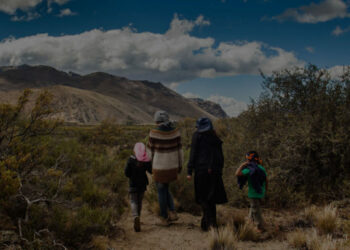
[1,64,350,249]
[209,226,237,250]
[219,65,350,208]
[287,229,346,250]
[0,90,148,249]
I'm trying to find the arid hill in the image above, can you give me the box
[189,98,228,118]
[0,65,218,124]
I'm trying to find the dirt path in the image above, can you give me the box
[111,201,208,250]
[110,202,290,250]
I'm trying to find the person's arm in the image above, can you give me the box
[124,157,132,178]
[217,140,224,174]
[178,137,184,173]
[146,161,152,174]
[235,162,249,176]
[146,133,155,159]
[187,133,198,180]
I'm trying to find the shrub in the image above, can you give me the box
[287,229,346,250]
[216,207,246,230]
[287,229,307,249]
[90,235,110,250]
[306,229,345,250]
[315,205,338,235]
[305,205,318,223]
[209,226,237,250]
[221,65,350,208]
[237,221,259,242]
[0,90,134,248]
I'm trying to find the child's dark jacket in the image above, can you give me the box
[124,155,152,193]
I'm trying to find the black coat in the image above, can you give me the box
[124,156,152,193]
[187,130,227,204]
[188,131,224,175]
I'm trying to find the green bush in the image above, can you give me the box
[220,65,350,208]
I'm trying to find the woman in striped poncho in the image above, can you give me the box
[147,110,183,226]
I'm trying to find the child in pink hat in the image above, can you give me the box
[125,142,152,232]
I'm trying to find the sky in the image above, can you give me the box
[0,0,349,116]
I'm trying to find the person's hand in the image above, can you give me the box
[186,175,192,181]
[208,169,212,174]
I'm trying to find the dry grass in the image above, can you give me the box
[216,207,246,230]
[287,229,307,249]
[231,211,247,230]
[306,229,346,250]
[304,205,338,235]
[90,235,110,250]
[315,205,338,235]
[237,221,259,242]
[209,226,237,250]
[144,183,160,215]
[287,229,346,250]
[304,205,318,222]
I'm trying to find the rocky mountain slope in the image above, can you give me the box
[189,98,228,118]
[0,65,218,124]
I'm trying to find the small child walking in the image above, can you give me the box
[125,142,152,232]
[235,151,268,232]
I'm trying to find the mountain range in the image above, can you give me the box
[0,65,227,124]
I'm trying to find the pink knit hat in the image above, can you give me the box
[133,142,151,162]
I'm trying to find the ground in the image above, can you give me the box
[111,201,291,250]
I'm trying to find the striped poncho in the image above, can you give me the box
[147,124,183,183]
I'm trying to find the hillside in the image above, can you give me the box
[189,98,228,118]
[0,65,216,124]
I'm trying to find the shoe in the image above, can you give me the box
[155,217,169,227]
[134,216,141,232]
[168,211,179,221]
[201,217,208,231]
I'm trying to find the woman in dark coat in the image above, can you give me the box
[187,118,227,231]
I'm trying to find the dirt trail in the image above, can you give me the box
[111,202,290,250]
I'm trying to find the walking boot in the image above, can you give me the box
[155,216,169,227]
[134,216,141,232]
[168,211,179,221]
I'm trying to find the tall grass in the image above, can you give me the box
[315,205,338,235]
[288,229,346,250]
[209,226,237,250]
[237,221,259,242]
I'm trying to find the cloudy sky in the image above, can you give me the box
[0,0,349,116]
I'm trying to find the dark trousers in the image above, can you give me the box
[200,201,217,231]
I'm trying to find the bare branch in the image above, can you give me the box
[53,240,68,250]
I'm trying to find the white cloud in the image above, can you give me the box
[182,92,201,98]
[165,14,210,38]
[273,0,350,23]
[207,95,247,117]
[328,65,350,78]
[11,11,41,22]
[0,0,43,15]
[332,25,350,35]
[305,46,315,53]
[57,8,76,17]
[50,0,70,5]
[0,15,303,83]
[0,0,71,20]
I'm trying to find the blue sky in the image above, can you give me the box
[0,0,349,115]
